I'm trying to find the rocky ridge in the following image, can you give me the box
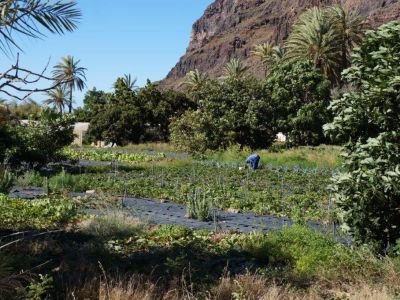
[161,0,400,88]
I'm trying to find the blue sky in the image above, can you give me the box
[0,0,212,107]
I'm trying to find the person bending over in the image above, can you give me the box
[246,154,260,170]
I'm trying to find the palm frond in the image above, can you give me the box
[222,58,249,81]
[0,0,81,54]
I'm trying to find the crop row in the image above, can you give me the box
[17,162,333,222]
[62,148,166,163]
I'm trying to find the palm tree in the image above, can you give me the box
[181,69,209,93]
[252,42,284,74]
[285,6,342,83]
[222,58,249,81]
[329,5,366,69]
[44,86,67,113]
[0,0,81,54]
[122,74,138,90]
[53,55,87,113]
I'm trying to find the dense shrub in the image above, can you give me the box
[170,78,275,153]
[84,81,194,145]
[4,109,74,165]
[264,60,332,146]
[324,21,400,250]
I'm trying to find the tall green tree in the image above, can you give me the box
[74,88,109,122]
[170,77,274,152]
[264,60,332,146]
[285,7,342,82]
[87,77,145,146]
[53,55,87,113]
[329,5,366,70]
[138,80,195,141]
[252,42,284,75]
[285,6,365,84]
[181,69,209,94]
[121,74,138,90]
[222,58,249,81]
[324,21,400,251]
[44,86,67,113]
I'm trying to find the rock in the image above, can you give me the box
[160,199,169,203]
[160,0,400,90]
[227,208,241,214]
[86,190,96,195]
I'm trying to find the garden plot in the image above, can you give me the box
[9,186,345,242]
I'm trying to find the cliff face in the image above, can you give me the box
[162,0,400,88]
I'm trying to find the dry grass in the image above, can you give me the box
[66,272,399,300]
[98,276,157,300]
[79,211,144,238]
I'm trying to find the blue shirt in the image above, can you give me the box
[246,154,260,170]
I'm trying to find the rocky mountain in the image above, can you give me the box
[161,0,400,89]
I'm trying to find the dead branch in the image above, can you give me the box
[0,53,71,101]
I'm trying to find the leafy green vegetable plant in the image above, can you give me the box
[324,21,400,250]
[63,148,166,163]
[0,169,13,194]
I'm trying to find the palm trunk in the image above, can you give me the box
[69,87,73,113]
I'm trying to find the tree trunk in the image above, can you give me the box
[69,87,73,113]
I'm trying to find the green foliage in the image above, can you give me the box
[138,80,195,141]
[26,158,331,222]
[43,86,67,113]
[324,21,400,250]
[87,77,144,145]
[208,145,341,169]
[186,189,215,222]
[0,169,13,194]
[25,274,53,300]
[53,55,87,113]
[242,226,343,279]
[181,69,209,99]
[0,194,78,230]
[264,60,332,146]
[74,88,109,122]
[285,5,365,83]
[63,147,166,163]
[5,109,75,165]
[85,80,193,145]
[48,168,78,192]
[6,101,42,120]
[0,0,81,54]
[170,77,275,152]
[286,193,323,224]
[15,171,44,188]
[221,58,249,81]
[252,42,284,74]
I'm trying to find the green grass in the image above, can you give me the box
[207,144,342,169]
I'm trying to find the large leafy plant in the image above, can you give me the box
[324,21,400,250]
[264,60,332,146]
[6,109,75,165]
[170,77,275,153]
